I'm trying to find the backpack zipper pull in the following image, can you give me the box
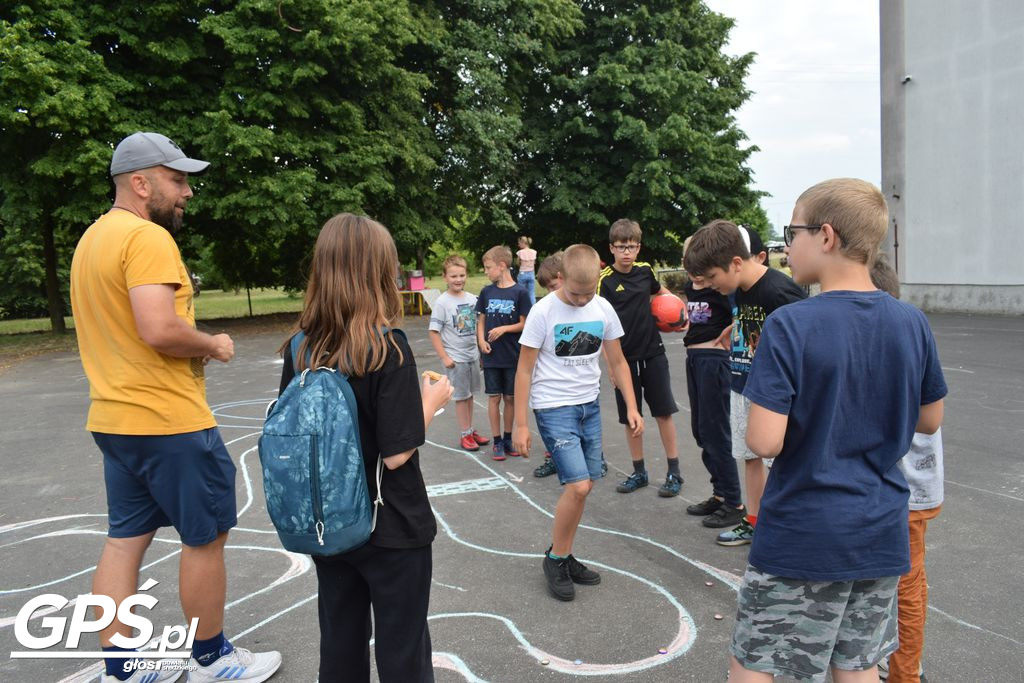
[315,521,325,546]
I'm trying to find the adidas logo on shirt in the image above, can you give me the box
[615,284,625,292]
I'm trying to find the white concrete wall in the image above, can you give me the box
[881,0,1024,313]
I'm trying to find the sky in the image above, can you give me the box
[703,1,881,232]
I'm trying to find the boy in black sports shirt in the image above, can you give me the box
[598,219,682,497]
[684,221,806,547]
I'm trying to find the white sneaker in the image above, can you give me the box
[99,662,183,683]
[188,647,282,682]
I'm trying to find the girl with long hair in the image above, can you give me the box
[277,213,451,682]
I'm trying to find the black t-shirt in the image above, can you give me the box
[683,280,733,347]
[730,267,807,392]
[597,262,663,361]
[279,331,436,549]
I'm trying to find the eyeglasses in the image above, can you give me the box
[611,243,640,253]
[783,224,823,246]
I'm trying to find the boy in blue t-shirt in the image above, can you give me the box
[476,245,532,460]
[727,179,947,683]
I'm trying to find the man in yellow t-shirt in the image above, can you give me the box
[70,132,281,683]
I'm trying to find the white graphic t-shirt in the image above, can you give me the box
[519,293,624,409]
[898,428,944,510]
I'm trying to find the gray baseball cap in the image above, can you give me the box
[110,131,210,176]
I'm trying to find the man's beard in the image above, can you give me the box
[148,201,183,235]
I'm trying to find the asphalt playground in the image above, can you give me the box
[1,312,1022,682]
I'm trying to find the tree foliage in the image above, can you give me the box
[1,0,764,326]
[0,2,129,328]
[514,0,763,263]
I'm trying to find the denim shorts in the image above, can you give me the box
[731,564,899,682]
[483,367,516,396]
[93,428,238,547]
[533,399,604,485]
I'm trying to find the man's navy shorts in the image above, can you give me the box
[93,427,238,547]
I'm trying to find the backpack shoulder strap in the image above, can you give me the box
[289,330,307,369]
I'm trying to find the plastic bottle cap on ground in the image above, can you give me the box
[574,659,583,665]
[658,647,668,654]
[540,659,550,666]
[705,581,714,586]
[714,613,724,620]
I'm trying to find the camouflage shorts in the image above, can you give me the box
[730,565,899,682]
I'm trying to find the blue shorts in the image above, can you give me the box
[533,399,604,485]
[93,428,238,547]
[483,367,516,396]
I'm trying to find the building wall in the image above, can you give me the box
[880,0,1024,314]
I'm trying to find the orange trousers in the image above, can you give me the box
[888,505,942,683]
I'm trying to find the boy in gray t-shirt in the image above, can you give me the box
[429,255,489,452]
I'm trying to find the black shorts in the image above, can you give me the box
[614,352,678,423]
[483,367,516,396]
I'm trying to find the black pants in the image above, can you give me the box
[313,543,434,682]
[685,348,741,506]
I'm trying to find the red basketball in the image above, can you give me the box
[652,294,687,332]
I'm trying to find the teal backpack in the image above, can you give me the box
[258,331,385,556]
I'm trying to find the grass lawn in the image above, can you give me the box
[0,288,305,373]
[424,273,492,295]
[0,277,516,372]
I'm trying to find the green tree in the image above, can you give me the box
[516,0,763,263]
[0,3,129,330]
[411,0,582,258]
[195,0,443,289]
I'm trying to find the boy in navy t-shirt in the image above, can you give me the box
[476,245,532,460]
[727,179,947,683]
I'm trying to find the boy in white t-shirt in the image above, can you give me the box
[871,255,944,683]
[513,245,643,601]
[429,254,489,451]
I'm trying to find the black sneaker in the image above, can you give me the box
[686,496,724,516]
[542,551,575,601]
[702,504,747,529]
[566,554,601,585]
[533,457,557,478]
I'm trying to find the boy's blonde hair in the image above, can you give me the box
[609,218,642,244]
[562,244,601,283]
[482,245,513,268]
[796,178,889,265]
[869,252,900,298]
[442,253,467,274]
[536,251,564,288]
[683,219,750,276]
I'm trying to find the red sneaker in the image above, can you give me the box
[471,431,490,445]
[460,434,479,451]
